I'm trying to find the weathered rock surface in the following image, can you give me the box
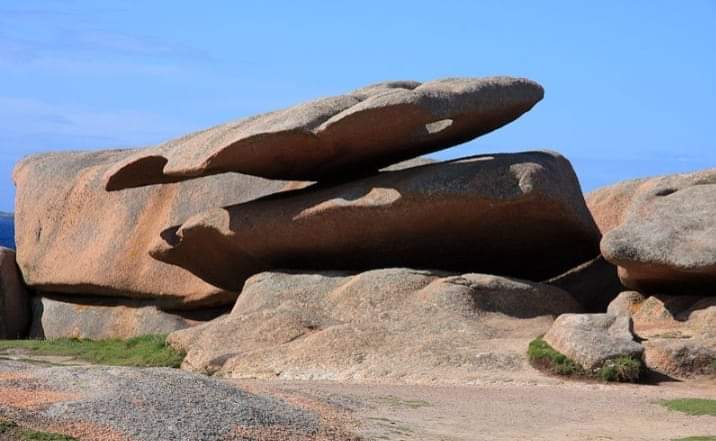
[153,151,600,292]
[543,313,643,370]
[104,76,544,190]
[28,295,224,340]
[598,169,716,293]
[606,291,645,317]
[0,247,30,339]
[168,268,582,383]
[545,256,624,312]
[12,149,298,308]
[607,293,716,377]
[586,178,646,234]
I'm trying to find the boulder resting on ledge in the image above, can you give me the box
[598,168,716,294]
[104,76,544,190]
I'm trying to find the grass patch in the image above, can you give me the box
[662,399,716,416]
[528,337,642,383]
[528,337,583,376]
[672,437,716,441]
[377,395,432,409]
[598,356,642,383]
[0,419,78,441]
[0,335,184,368]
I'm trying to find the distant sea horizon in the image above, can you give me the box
[0,212,15,249]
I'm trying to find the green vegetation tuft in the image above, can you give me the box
[662,399,716,416]
[672,437,716,441]
[0,419,18,433]
[527,337,583,376]
[0,335,185,368]
[598,356,642,383]
[528,337,642,383]
[0,419,78,441]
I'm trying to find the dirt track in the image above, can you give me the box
[236,376,716,441]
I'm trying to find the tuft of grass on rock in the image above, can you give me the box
[527,337,583,377]
[597,356,642,383]
[0,418,78,441]
[0,335,185,368]
[528,337,642,383]
[662,399,716,417]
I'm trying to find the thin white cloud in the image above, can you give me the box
[0,96,186,151]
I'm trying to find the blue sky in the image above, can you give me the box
[1,1,714,212]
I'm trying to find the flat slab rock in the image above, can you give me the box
[153,151,601,292]
[28,295,223,340]
[595,168,716,294]
[168,268,582,383]
[104,76,544,189]
[543,313,643,370]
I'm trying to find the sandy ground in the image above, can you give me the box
[234,376,716,441]
[1,353,715,441]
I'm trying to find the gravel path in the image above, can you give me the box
[0,360,351,441]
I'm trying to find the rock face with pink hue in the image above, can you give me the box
[597,169,716,294]
[103,76,544,190]
[168,268,582,383]
[0,247,30,339]
[152,151,600,292]
[13,150,295,309]
[607,293,716,377]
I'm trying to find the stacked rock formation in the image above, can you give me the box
[6,75,712,381]
[542,170,716,378]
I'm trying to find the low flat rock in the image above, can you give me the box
[152,151,600,292]
[597,169,716,293]
[12,150,297,308]
[103,76,544,190]
[543,313,643,370]
[28,295,224,340]
[168,268,582,383]
[0,247,29,339]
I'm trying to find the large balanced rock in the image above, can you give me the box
[104,76,544,190]
[168,268,582,383]
[597,169,716,293]
[607,292,715,377]
[13,150,295,308]
[0,247,30,338]
[543,313,643,370]
[29,295,223,340]
[153,151,601,292]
